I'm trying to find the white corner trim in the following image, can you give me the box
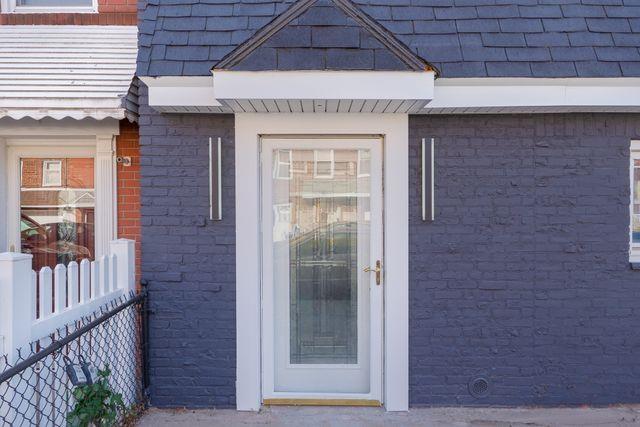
[425,77,640,113]
[235,113,409,412]
[213,70,434,102]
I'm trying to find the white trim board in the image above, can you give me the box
[423,77,640,114]
[142,76,640,114]
[141,72,434,114]
[235,114,409,411]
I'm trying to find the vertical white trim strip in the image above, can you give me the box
[430,137,435,221]
[421,138,426,221]
[209,137,213,221]
[218,137,222,220]
[421,138,435,222]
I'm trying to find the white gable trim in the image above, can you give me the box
[142,76,640,114]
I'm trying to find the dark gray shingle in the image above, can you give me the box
[138,0,640,78]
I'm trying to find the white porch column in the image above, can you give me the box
[0,137,6,252]
[0,252,33,362]
[95,135,117,259]
[109,238,136,293]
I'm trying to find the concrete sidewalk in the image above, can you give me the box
[137,405,640,427]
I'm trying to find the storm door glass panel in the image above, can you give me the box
[634,159,640,244]
[20,158,95,271]
[272,149,370,365]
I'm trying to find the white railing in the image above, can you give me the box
[0,239,136,363]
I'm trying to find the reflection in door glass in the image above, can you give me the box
[272,149,370,365]
[20,158,95,271]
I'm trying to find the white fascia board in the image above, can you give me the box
[213,70,434,101]
[140,76,223,108]
[426,78,640,111]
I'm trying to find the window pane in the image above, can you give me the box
[16,0,92,6]
[20,158,95,271]
[273,149,369,365]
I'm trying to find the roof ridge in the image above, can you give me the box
[213,0,438,74]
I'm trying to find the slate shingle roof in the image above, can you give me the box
[138,0,640,78]
[215,0,435,72]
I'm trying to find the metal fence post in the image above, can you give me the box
[0,252,33,363]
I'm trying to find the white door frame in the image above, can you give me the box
[260,137,384,402]
[235,114,409,411]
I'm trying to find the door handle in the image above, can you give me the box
[363,260,382,285]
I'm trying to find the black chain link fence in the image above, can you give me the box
[0,289,148,426]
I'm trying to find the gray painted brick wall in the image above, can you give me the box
[409,114,640,405]
[141,102,640,406]
[139,86,237,407]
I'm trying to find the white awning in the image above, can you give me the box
[0,25,138,121]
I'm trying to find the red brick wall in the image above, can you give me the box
[116,120,141,285]
[0,0,136,25]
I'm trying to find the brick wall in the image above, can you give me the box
[139,105,640,407]
[0,0,135,25]
[138,86,236,407]
[409,113,640,406]
[116,120,141,284]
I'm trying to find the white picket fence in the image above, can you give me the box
[0,239,137,427]
[0,239,136,363]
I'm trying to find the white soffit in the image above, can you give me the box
[212,71,435,113]
[0,25,137,121]
[423,78,640,114]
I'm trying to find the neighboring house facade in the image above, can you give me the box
[138,0,640,411]
[0,3,140,276]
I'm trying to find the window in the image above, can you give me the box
[314,150,334,179]
[631,141,640,262]
[2,0,95,13]
[21,157,95,271]
[274,150,292,180]
[42,160,62,187]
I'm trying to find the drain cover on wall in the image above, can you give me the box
[468,377,490,398]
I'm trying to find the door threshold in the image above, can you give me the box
[263,398,382,407]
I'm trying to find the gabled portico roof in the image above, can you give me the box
[213,0,437,74]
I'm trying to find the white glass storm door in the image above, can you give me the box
[261,137,384,403]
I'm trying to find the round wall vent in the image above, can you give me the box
[468,377,490,398]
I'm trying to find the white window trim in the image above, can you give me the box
[235,113,409,412]
[41,159,62,187]
[0,117,119,256]
[1,0,97,13]
[630,140,640,263]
